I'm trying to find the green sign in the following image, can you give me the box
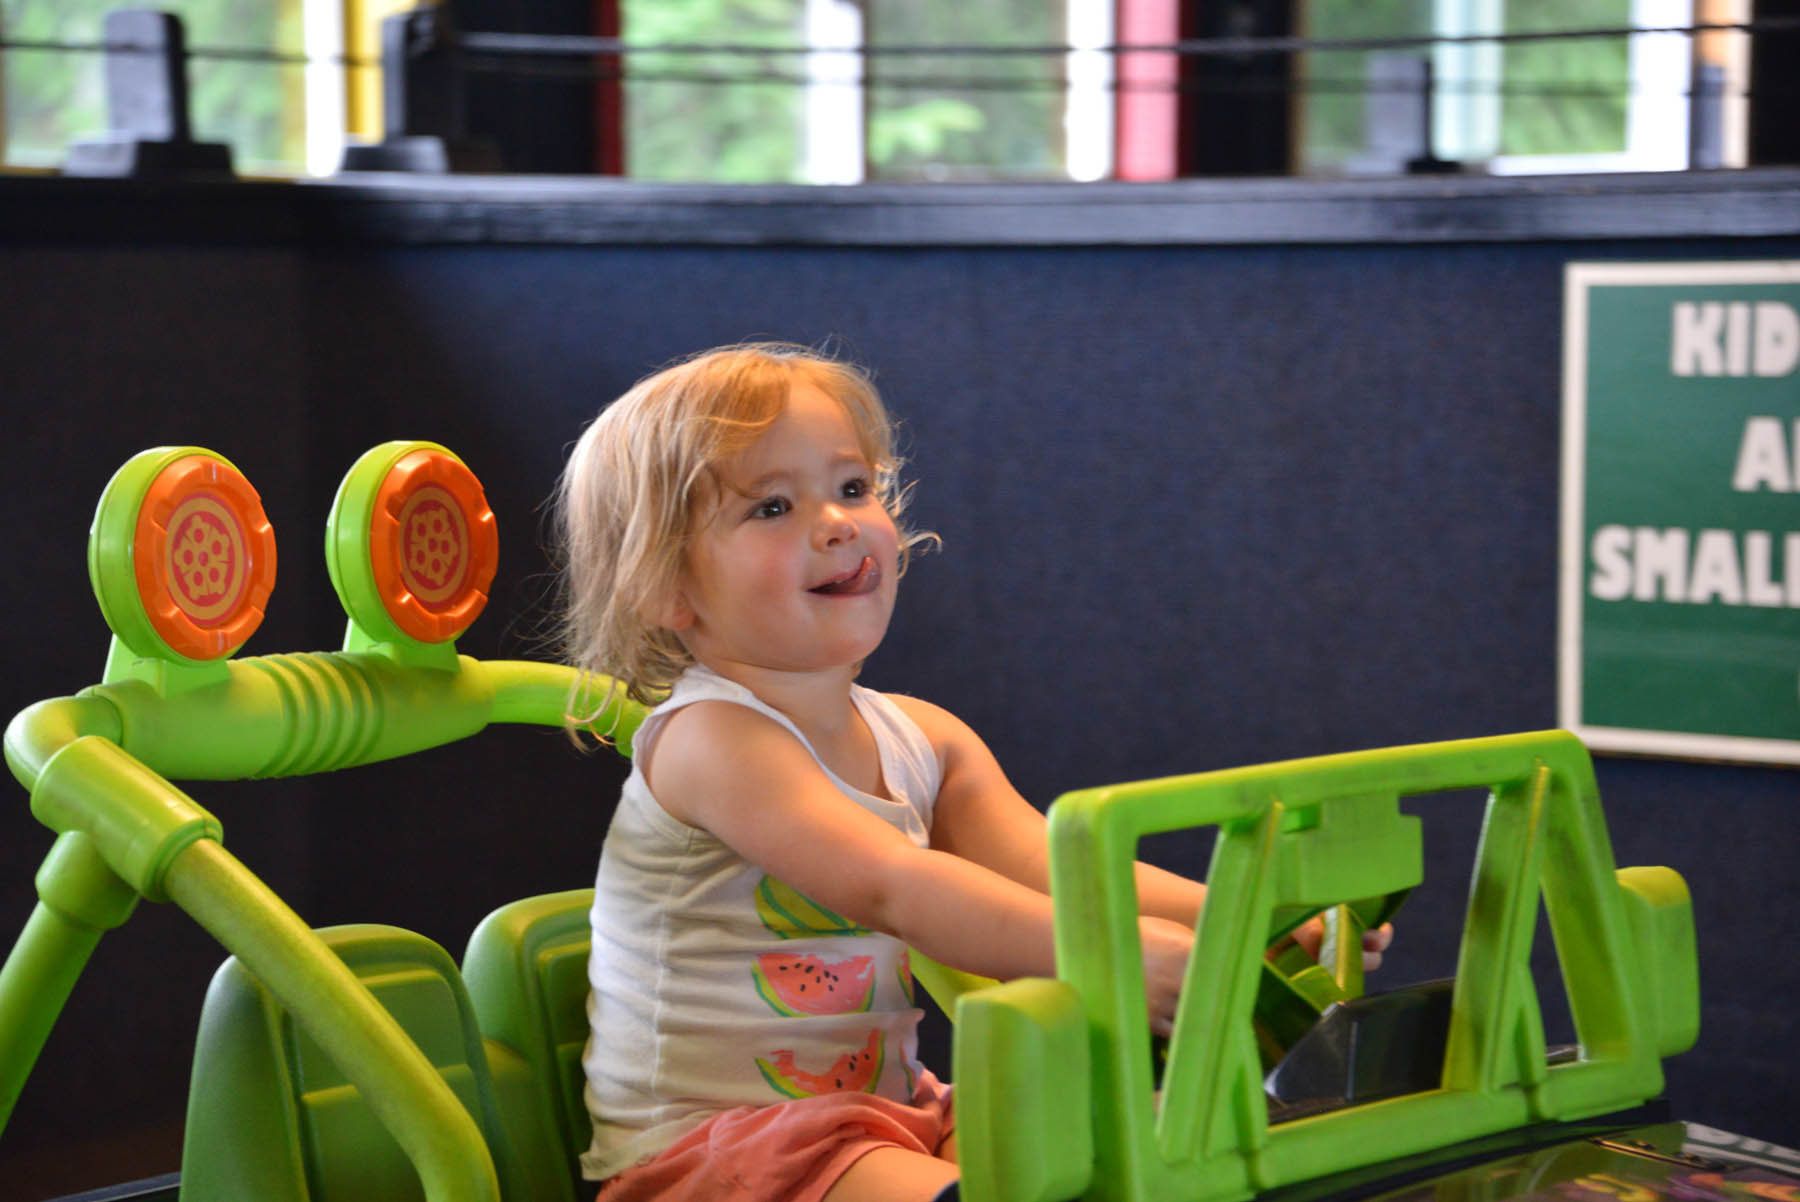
[1560,261,1800,765]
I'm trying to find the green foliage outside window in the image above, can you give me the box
[1,0,303,172]
[1500,0,1628,155]
[622,0,806,182]
[1301,0,1630,171]
[622,0,1068,182]
[864,1,1063,181]
[1300,0,1433,171]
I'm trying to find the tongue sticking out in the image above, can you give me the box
[812,557,878,596]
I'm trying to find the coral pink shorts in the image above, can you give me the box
[595,1070,955,1202]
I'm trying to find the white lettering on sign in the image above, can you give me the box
[1671,301,1800,377]
[1590,525,1800,607]
[1731,416,1800,492]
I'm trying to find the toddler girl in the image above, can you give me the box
[558,343,1382,1202]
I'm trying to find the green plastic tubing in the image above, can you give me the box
[166,837,501,1202]
[485,660,649,752]
[0,696,133,1132]
[5,695,122,788]
[0,831,139,1133]
[0,655,642,1182]
[486,660,647,752]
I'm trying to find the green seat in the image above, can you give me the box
[181,924,534,1202]
[180,897,596,1202]
[453,889,991,1192]
[178,887,981,1202]
[462,889,598,1198]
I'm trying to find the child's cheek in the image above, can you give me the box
[746,541,801,591]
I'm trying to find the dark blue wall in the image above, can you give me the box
[3,173,1796,1196]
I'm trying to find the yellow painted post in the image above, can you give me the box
[0,5,8,165]
[278,0,307,168]
[344,0,435,141]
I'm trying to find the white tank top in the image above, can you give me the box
[579,665,942,1179]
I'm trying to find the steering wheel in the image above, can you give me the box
[1253,891,1410,1070]
[1147,889,1410,1087]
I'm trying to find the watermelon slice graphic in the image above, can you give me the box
[752,952,877,1016]
[754,874,871,939]
[755,1029,884,1099]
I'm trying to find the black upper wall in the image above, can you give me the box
[2,168,1797,1194]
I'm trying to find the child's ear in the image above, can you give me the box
[649,588,696,632]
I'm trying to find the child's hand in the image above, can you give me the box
[1361,922,1395,972]
[1139,916,1196,1037]
[1288,917,1397,973]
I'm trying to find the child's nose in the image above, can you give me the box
[815,503,858,546]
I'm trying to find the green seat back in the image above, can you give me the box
[177,892,620,1202]
[181,924,529,1202]
[462,889,596,1194]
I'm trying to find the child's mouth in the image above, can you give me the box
[810,557,881,597]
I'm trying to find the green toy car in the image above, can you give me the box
[2,444,1788,1202]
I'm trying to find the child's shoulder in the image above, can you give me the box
[879,690,980,755]
[646,668,783,744]
[653,693,791,760]
[642,697,817,827]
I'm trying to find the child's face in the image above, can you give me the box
[665,383,900,680]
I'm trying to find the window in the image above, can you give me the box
[861,0,1071,183]
[620,0,806,183]
[0,0,309,173]
[0,0,1754,180]
[619,0,1113,183]
[1299,0,1435,175]
[1299,0,1747,176]
[1480,0,1695,173]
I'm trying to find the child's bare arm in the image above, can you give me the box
[891,696,1393,981]
[893,695,1208,929]
[648,699,1069,984]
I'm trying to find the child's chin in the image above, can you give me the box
[824,629,894,670]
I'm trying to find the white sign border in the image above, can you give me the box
[1559,259,1800,766]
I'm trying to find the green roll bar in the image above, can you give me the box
[0,443,645,1202]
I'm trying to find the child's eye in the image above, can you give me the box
[840,477,871,500]
[750,496,790,520]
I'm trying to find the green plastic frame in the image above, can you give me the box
[953,731,1698,1202]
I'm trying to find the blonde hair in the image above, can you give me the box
[557,342,932,734]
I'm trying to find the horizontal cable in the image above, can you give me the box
[454,18,1798,60]
[463,60,1776,104]
[0,16,1796,72]
[0,34,1779,102]
[0,36,359,67]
